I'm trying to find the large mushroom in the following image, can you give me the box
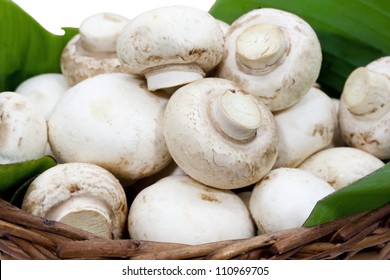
[0,92,47,164]
[216,8,322,111]
[249,168,334,233]
[116,5,224,91]
[61,12,129,86]
[339,56,390,160]
[22,163,128,239]
[128,175,255,245]
[48,73,171,185]
[163,78,278,189]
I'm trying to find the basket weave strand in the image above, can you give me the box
[0,198,389,260]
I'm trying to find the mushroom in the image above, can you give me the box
[339,56,390,160]
[61,12,129,86]
[116,5,224,91]
[15,73,70,121]
[21,162,128,239]
[163,78,278,189]
[273,87,336,168]
[128,174,255,245]
[298,147,385,190]
[249,168,335,233]
[215,8,322,111]
[48,73,171,185]
[0,92,47,164]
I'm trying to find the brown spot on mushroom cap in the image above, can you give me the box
[200,193,221,203]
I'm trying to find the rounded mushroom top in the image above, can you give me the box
[163,78,278,189]
[128,175,255,245]
[22,162,128,239]
[216,8,322,111]
[48,73,171,183]
[0,92,47,164]
[116,6,224,90]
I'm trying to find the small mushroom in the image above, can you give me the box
[273,87,336,168]
[216,8,322,111]
[15,73,70,121]
[339,56,390,160]
[0,92,47,164]
[128,175,255,245]
[163,78,278,189]
[298,147,385,190]
[21,163,128,239]
[48,73,171,184]
[116,6,224,91]
[61,12,129,86]
[249,168,334,233]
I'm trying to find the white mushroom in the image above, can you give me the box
[116,6,224,91]
[128,175,255,245]
[0,92,47,164]
[273,87,336,168]
[249,168,334,233]
[61,12,129,86]
[216,8,322,111]
[339,56,390,160]
[163,78,278,189]
[298,147,385,190]
[15,73,70,121]
[21,163,128,239]
[48,73,171,184]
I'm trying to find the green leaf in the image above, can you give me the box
[209,0,389,96]
[0,0,78,92]
[0,156,57,202]
[304,163,390,227]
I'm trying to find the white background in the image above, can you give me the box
[12,0,216,35]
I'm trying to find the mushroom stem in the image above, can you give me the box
[79,13,128,53]
[236,24,287,72]
[343,67,390,120]
[211,90,262,141]
[144,64,205,91]
[46,196,113,239]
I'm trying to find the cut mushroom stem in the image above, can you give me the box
[236,23,287,72]
[343,67,390,120]
[212,90,262,141]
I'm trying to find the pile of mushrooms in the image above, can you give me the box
[1,5,388,242]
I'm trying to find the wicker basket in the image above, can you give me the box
[0,198,389,260]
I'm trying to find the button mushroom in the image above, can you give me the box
[249,168,334,233]
[128,175,255,245]
[61,12,129,86]
[339,56,390,160]
[215,8,322,111]
[116,6,224,91]
[273,87,336,168]
[0,92,47,164]
[21,162,128,239]
[298,147,385,190]
[48,73,171,185]
[163,78,278,189]
[15,73,70,121]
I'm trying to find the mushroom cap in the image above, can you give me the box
[249,168,334,233]
[163,78,278,189]
[339,57,390,160]
[15,73,70,120]
[0,92,47,164]
[21,162,128,239]
[216,8,322,111]
[128,175,255,245]
[61,12,129,86]
[48,73,171,183]
[298,147,384,190]
[273,87,335,168]
[116,5,224,75]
